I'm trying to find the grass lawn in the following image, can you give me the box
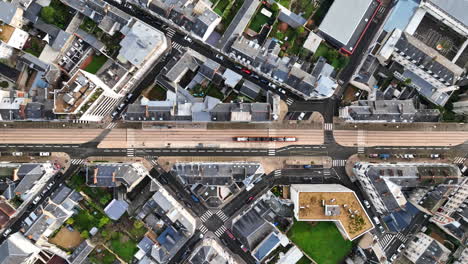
[24,37,45,57]
[291,0,316,19]
[146,85,167,100]
[221,0,244,33]
[89,247,116,264]
[110,233,138,262]
[248,13,270,32]
[214,0,231,16]
[73,210,97,231]
[278,0,290,8]
[84,55,107,74]
[206,84,224,100]
[288,221,352,264]
[297,256,312,264]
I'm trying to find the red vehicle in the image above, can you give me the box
[225,229,235,240]
[246,196,254,203]
[241,68,251,74]
[240,245,248,252]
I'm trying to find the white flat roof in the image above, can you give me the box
[319,0,374,45]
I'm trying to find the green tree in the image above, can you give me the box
[133,220,144,229]
[98,216,110,228]
[295,26,305,35]
[40,7,56,25]
[66,218,75,225]
[271,3,280,13]
[80,230,90,239]
[326,49,339,62]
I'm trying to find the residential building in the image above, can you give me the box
[0,163,56,203]
[172,162,264,207]
[0,24,29,50]
[318,0,381,54]
[0,232,40,264]
[33,19,72,52]
[0,198,16,229]
[452,90,468,116]
[290,184,374,241]
[104,199,129,220]
[353,162,461,231]
[187,236,238,264]
[376,29,465,106]
[0,1,24,28]
[303,32,323,54]
[404,232,451,264]
[340,99,440,122]
[85,163,147,192]
[277,246,303,264]
[454,247,468,264]
[22,185,82,242]
[134,178,196,263]
[146,0,221,41]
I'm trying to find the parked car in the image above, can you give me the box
[225,229,235,240]
[184,36,192,43]
[430,154,440,159]
[2,228,12,237]
[183,201,192,208]
[363,200,370,209]
[241,68,251,75]
[39,152,50,156]
[373,216,380,225]
[240,244,248,252]
[397,244,406,252]
[12,152,23,156]
[298,112,306,120]
[191,194,200,203]
[32,196,41,205]
[390,254,397,262]
[246,196,254,203]
[159,175,169,184]
[368,154,379,158]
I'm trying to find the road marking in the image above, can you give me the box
[215,210,229,222]
[286,98,294,105]
[127,148,134,157]
[324,123,333,131]
[199,225,208,234]
[332,160,346,167]
[214,225,227,237]
[200,210,213,222]
[268,149,276,156]
[274,170,282,177]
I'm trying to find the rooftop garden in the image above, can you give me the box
[40,0,74,30]
[288,221,353,264]
[248,12,271,33]
[191,83,225,100]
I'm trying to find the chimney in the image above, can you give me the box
[145,105,149,118]
[112,172,116,183]
[12,168,19,181]
[93,168,98,184]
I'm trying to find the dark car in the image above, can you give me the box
[159,175,169,184]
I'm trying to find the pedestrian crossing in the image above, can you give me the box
[214,225,227,237]
[166,28,176,38]
[396,232,408,243]
[454,157,466,164]
[215,210,229,222]
[268,149,276,156]
[71,159,85,165]
[324,123,333,131]
[274,170,282,177]
[171,42,184,52]
[323,169,331,176]
[379,233,394,249]
[72,120,90,123]
[147,158,158,167]
[200,210,213,222]
[286,98,294,105]
[199,224,208,234]
[377,6,386,14]
[127,148,135,157]
[332,159,346,167]
[106,122,117,129]
[357,130,365,154]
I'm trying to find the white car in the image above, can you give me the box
[32,196,41,205]
[2,228,12,237]
[390,254,398,262]
[363,200,371,209]
[184,36,192,43]
[39,152,50,156]
[12,152,23,156]
[397,244,406,252]
[215,54,224,60]
[298,112,305,120]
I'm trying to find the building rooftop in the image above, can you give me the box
[291,184,373,240]
[319,0,376,48]
[118,20,167,67]
[0,1,17,25]
[104,199,129,220]
[427,0,468,27]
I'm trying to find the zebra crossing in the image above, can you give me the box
[215,210,229,222]
[200,210,213,222]
[286,98,294,105]
[377,6,386,14]
[71,159,85,165]
[268,149,276,156]
[323,169,331,176]
[214,225,227,237]
[379,233,394,249]
[274,170,282,177]
[127,148,135,157]
[332,160,346,167]
[324,123,333,131]
[357,130,365,154]
[166,28,176,38]
[396,232,408,243]
[106,122,118,129]
[199,225,208,234]
[146,157,158,167]
[454,157,466,164]
[72,120,90,123]
[171,42,184,52]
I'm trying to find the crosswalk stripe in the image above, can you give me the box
[379,233,394,249]
[286,98,294,105]
[71,159,85,165]
[200,210,213,222]
[106,122,117,129]
[324,123,333,131]
[215,210,229,221]
[127,148,135,157]
[214,225,227,237]
[199,225,208,234]
[332,160,346,167]
[274,170,282,177]
[454,157,466,164]
[323,169,331,175]
[268,149,275,156]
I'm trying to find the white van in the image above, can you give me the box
[373,216,380,225]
